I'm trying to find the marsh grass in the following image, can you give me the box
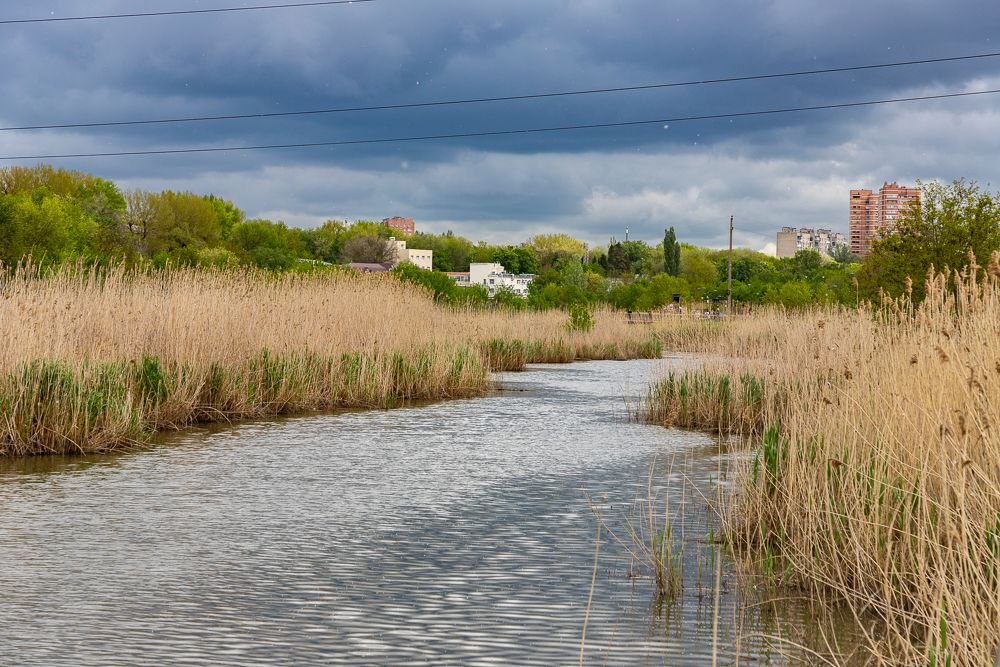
[643,251,1000,664]
[0,263,663,456]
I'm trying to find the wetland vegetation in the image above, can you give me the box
[0,264,661,456]
[642,252,1000,664]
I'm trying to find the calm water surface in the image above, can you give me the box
[0,359,847,665]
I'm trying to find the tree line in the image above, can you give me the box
[2,165,997,310]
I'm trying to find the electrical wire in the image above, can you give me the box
[1,87,996,161]
[3,50,999,132]
[0,0,375,25]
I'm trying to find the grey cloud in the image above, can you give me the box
[1,0,998,246]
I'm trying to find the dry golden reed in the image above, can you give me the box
[0,264,661,456]
[644,251,1000,664]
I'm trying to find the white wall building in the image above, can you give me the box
[469,263,505,285]
[452,262,535,298]
[389,238,433,270]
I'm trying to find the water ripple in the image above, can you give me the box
[0,359,849,666]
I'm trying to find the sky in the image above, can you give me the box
[1,0,998,252]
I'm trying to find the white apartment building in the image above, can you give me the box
[776,227,847,258]
[449,262,535,298]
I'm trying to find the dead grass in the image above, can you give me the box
[643,252,1000,664]
[0,263,661,456]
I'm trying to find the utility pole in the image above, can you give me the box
[727,215,734,316]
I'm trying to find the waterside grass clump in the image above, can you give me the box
[0,264,663,456]
[642,252,1000,664]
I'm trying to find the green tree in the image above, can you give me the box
[621,240,653,275]
[559,260,587,291]
[0,189,97,266]
[680,245,718,297]
[341,235,393,264]
[145,191,222,259]
[830,244,861,264]
[204,195,245,239]
[606,242,631,276]
[527,233,586,269]
[76,176,131,259]
[228,219,302,270]
[859,180,1000,301]
[663,227,681,276]
[300,221,343,264]
[789,249,824,278]
[773,281,813,308]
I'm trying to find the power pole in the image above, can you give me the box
[727,215,734,316]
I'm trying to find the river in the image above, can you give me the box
[0,358,851,665]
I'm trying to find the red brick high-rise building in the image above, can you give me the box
[382,216,415,235]
[849,182,920,256]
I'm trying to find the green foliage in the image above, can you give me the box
[410,231,473,272]
[664,227,681,276]
[527,233,586,270]
[0,188,98,266]
[390,262,488,307]
[859,180,1000,302]
[566,303,594,332]
[680,246,718,296]
[789,249,824,278]
[2,162,970,313]
[492,285,527,310]
[144,190,222,259]
[391,262,456,300]
[228,219,302,270]
[204,195,245,239]
[830,243,861,264]
[341,234,392,264]
[469,243,538,274]
[606,241,628,275]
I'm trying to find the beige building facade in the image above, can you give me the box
[389,238,433,270]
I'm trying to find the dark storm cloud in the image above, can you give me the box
[1,0,998,247]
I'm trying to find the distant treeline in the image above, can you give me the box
[2,165,997,309]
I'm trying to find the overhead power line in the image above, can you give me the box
[3,50,999,132]
[1,88,996,161]
[0,0,375,25]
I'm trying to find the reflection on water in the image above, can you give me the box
[0,358,855,666]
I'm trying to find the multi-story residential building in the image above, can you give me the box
[776,227,847,258]
[849,182,920,255]
[776,227,800,258]
[382,216,415,235]
[448,262,535,298]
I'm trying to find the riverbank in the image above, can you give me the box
[642,253,1000,664]
[0,358,856,665]
[0,265,661,456]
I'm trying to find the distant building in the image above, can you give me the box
[776,227,847,258]
[776,227,799,258]
[444,272,471,287]
[469,263,506,285]
[849,182,920,256]
[449,262,534,298]
[383,216,415,235]
[388,237,433,271]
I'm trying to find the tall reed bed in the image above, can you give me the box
[643,253,1000,664]
[0,264,661,456]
